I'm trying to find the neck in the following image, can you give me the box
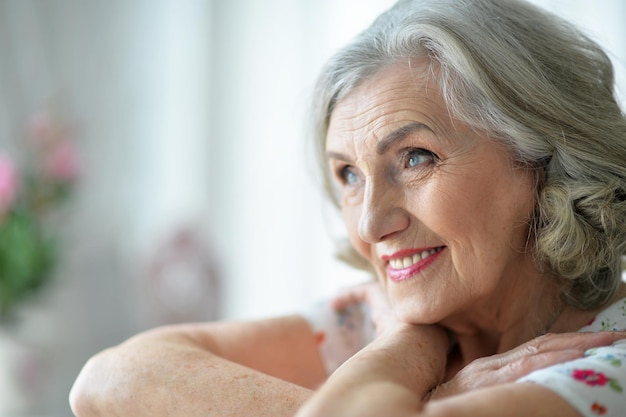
[446,283,626,371]
[440,269,566,365]
[551,282,626,334]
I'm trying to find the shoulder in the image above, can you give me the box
[516,297,626,417]
[579,297,626,332]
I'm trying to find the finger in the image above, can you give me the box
[440,348,592,397]
[499,348,586,381]
[432,331,626,400]
[520,331,626,356]
[487,331,626,370]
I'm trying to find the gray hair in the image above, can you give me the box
[312,0,626,309]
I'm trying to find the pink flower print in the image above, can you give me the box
[572,369,609,386]
[571,369,623,393]
[0,155,18,214]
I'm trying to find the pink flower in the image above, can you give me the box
[43,141,80,183]
[0,155,18,214]
[26,110,81,184]
[572,369,610,386]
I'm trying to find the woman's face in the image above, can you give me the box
[326,62,538,324]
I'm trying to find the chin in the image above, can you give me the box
[393,301,443,325]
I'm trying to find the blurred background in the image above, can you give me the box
[0,0,623,416]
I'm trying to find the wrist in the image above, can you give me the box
[339,323,448,393]
[299,324,448,417]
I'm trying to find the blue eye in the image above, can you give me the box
[339,166,359,185]
[404,149,435,168]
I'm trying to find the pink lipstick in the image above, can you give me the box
[383,247,445,282]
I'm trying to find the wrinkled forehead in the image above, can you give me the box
[326,61,455,157]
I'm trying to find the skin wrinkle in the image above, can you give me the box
[377,122,433,154]
[326,61,573,365]
[419,144,526,335]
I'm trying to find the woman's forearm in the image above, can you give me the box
[70,316,326,417]
[297,359,580,417]
[421,383,582,417]
[70,339,311,417]
[296,323,448,417]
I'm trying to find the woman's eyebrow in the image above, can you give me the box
[376,122,432,154]
[326,150,350,161]
[326,122,432,162]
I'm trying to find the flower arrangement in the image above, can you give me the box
[0,110,79,319]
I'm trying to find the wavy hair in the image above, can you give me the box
[311,0,626,309]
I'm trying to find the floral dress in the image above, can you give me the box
[303,297,626,416]
[303,301,376,374]
[518,297,626,417]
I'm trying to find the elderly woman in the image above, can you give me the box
[70,0,626,416]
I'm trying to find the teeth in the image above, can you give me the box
[388,248,440,270]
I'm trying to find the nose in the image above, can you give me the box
[358,177,409,243]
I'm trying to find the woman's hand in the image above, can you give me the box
[332,281,396,336]
[428,330,626,401]
[297,322,449,417]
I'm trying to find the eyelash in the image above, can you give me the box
[400,148,438,168]
[333,148,438,185]
[337,165,359,185]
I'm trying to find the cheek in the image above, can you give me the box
[437,172,535,270]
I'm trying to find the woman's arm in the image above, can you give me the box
[421,383,582,417]
[70,314,327,417]
[296,322,449,417]
[296,328,626,417]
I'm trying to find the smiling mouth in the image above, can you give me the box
[387,247,444,270]
[385,246,445,282]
